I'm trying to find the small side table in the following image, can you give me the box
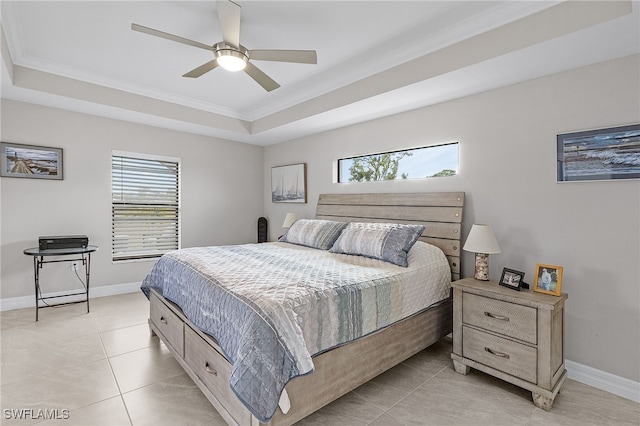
[23,245,98,321]
[451,277,567,410]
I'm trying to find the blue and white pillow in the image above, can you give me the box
[280,219,348,250]
[329,222,425,267]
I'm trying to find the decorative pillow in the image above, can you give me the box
[329,222,425,267]
[279,219,348,250]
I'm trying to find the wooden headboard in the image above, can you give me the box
[315,192,464,281]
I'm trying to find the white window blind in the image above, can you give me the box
[112,153,180,261]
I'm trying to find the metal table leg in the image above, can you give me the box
[33,256,41,321]
[84,252,91,313]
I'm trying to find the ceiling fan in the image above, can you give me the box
[132,0,317,92]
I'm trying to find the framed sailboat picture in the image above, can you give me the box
[272,163,307,203]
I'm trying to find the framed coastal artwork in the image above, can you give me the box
[0,142,63,180]
[271,163,307,203]
[556,124,640,182]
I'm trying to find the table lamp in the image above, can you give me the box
[463,224,501,281]
[282,213,297,229]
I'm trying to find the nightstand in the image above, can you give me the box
[451,277,568,411]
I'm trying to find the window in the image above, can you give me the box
[112,152,180,261]
[337,142,459,183]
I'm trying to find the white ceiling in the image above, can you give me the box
[1,1,639,146]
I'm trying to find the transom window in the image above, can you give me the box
[111,151,180,261]
[338,143,459,183]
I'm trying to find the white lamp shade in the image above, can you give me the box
[282,213,297,229]
[463,224,501,254]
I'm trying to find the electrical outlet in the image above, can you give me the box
[70,261,79,271]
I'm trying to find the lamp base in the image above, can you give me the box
[474,253,490,281]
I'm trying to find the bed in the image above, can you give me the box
[141,192,464,425]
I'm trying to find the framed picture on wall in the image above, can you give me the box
[0,142,63,180]
[556,123,640,182]
[533,263,563,296]
[271,163,307,203]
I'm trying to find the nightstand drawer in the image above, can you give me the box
[463,326,537,383]
[463,293,537,344]
[150,292,184,357]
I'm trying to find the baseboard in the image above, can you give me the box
[566,359,640,403]
[0,282,141,311]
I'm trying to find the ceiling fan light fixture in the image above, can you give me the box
[215,45,248,72]
[132,0,317,91]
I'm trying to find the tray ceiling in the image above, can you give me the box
[1,1,638,145]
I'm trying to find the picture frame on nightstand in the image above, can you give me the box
[499,268,525,291]
[533,263,563,296]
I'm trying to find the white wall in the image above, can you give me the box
[263,55,640,383]
[1,100,264,299]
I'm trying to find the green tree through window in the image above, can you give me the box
[348,152,413,182]
[338,143,458,183]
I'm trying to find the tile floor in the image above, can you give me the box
[1,292,638,425]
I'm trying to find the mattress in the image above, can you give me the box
[140,240,451,422]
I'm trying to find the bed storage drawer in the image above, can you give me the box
[184,326,250,423]
[150,292,184,357]
[462,326,537,383]
[462,292,537,344]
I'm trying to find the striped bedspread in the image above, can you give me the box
[140,241,451,422]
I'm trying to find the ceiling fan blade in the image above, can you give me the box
[244,62,280,92]
[217,0,241,48]
[132,23,214,51]
[183,60,219,78]
[249,49,317,64]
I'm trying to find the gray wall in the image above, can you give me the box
[263,55,640,383]
[1,99,264,299]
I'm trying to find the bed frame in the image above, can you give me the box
[148,192,464,425]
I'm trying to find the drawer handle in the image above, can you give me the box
[205,362,218,376]
[484,311,509,321]
[485,347,510,359]
[159,316,168,324]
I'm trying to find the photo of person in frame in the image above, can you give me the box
[540,268,552,290]
[534,264,563,296]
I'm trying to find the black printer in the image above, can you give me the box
[38,235,89,250]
